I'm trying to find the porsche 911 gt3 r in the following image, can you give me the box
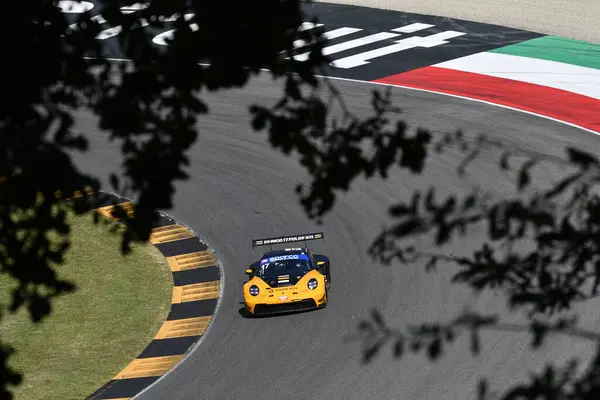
[243,232,331,316]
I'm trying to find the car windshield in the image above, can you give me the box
[256,255,311,277]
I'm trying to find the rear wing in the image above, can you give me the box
[252,232,324,249]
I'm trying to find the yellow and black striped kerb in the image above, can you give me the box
[85,192,221,400]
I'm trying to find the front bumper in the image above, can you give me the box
[251,298,319,315]
[245,288,327,315]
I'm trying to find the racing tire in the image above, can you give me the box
[239,307,254,318]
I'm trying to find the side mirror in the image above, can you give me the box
[245,268,254,275]
[316,261,326,273]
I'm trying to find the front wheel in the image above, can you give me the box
[319,286,329,309]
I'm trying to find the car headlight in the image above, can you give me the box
[308,278,318,290]
[249,285,259,296]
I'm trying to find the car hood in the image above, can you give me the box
[257,273,306,288]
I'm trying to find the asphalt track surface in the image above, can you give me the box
[315,0,599,43]
[72,73,600,399]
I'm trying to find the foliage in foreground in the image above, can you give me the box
[345,135,600,399]
[1,0,600,399]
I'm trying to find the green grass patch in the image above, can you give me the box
[0,211,172,400]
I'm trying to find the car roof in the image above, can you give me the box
[261,248,310,258]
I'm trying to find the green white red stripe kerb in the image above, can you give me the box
[375,36,600,134]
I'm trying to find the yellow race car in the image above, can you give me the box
[243,232,330,316]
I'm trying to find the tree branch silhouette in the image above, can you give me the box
[350,309,600,399]
[4,1,600,399]
[323,132,600,399]
[0,1,432,397]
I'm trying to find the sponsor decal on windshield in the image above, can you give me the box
[260,254,309,264]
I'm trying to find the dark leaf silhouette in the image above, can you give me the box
[477,380,489,400]
[393,338,404,358]
[362,337,386,364]
[344,132,600,398]
[470,330,480,355]
[3,1,600,399]
[566,147,599,169]
[0,0,431,395]
[517,159,535,191]
[427,338,442,360]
